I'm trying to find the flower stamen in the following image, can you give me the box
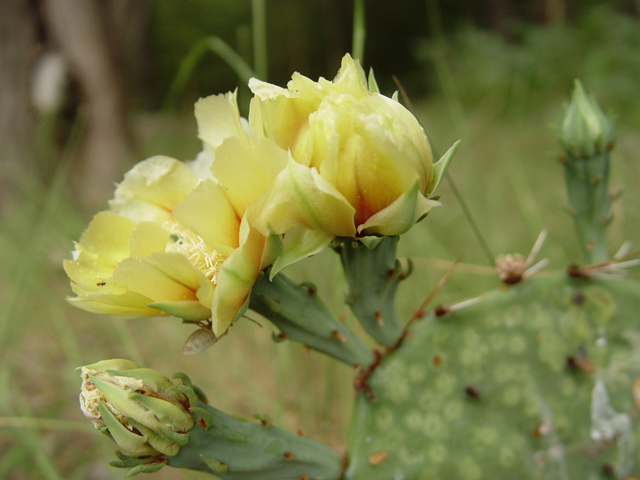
[164,223,227,283]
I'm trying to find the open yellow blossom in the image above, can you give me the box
[247,54,446,246]
[65,92,282,336]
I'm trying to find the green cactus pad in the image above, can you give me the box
[345,272,640,480]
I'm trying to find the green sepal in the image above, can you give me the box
[125,417,180,457]
[124,463,165,478]
[97,402,159,457]
[359,236,384,249]
[368,68,380,93]
[426,140,460,196]
[358,180,439,237]
[191,385,209,404]
[171,372,193,386]
[158,426,190,446]
[168,384,197,409]
[200,454,229,474]
[128,393,193,432]
[403,258,414,280]
[191,407,213,429]
[111,451,157,468]
[271,227,332,279]
[104,368,172,393]
[81,359,140,372]
[90,375,157,430]
[146,300,212,321]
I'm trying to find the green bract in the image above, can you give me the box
[78,359,194,457]
[558,80,615,158]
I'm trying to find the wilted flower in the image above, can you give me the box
[246,54,440,244]
[79,359,194,457]
[65,92,282,336]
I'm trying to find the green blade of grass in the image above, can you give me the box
[163,36,256,111]
[0,367,64,480]
[352,0,366,62]
[252,0,268,81]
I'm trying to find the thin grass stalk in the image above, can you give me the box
[110,318,145,367]
[252,0,268,80]
[424,0,494,265]
[0,444,29,479]
[163,37,256,111]
[0,113,84,351]
[0,417,93,432]
[352,0,366,62]
[0,367,63,480]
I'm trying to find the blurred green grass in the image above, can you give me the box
[2,6,640,479]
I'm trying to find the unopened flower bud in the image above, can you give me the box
[79,359,194,457]
[558,80,614,158]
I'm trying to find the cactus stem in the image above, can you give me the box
[250,273,374,366]
[339,237,406,347]
[386,253,463,353]
[354,351,383,401]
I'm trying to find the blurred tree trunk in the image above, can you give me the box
[487,0,515,37]
[0,0,38,212]
[41,0,149,211]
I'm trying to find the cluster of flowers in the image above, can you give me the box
[65,54,439,339]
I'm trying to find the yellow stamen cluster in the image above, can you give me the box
[164,223,227,283]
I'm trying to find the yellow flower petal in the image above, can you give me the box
[112,253,201,303]
[318,53,368,98]
[248,158,356,238]
[146,300,212,321]
[67,291,161,317]
[129,221,170,258]
[248,76,324,151]
[211,134,289,217]
[64,211,134,294]
[195,91,246,152]
[172,180,240,249]
[211,221,267,336]
[110,156,198,225]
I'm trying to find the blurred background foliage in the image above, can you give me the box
[1,0,639,478]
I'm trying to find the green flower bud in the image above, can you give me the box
[79,359,194,457]
[558,80,615,158]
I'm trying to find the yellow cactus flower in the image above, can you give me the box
[65,92,282,336]
[247,53,440,242]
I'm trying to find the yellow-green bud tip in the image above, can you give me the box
[558,80,614,158]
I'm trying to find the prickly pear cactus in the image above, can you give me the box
[344,272,640,479]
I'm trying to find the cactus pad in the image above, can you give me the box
[345,272,640,479]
